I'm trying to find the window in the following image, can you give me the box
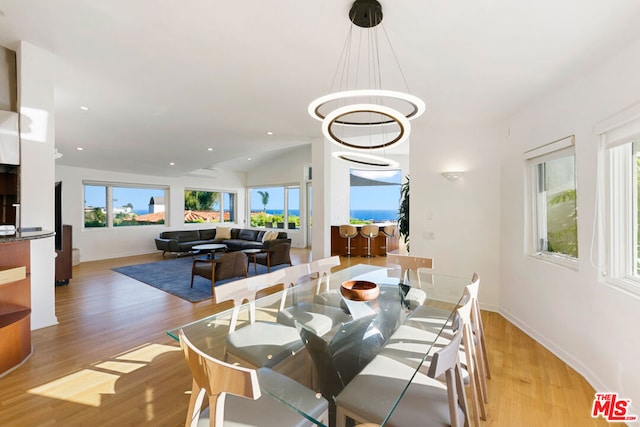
[597,104,640,295]
[183,190,237,224]
[249,186,300,229]
[526,136,578,262]
[349,169,401,224]
[83,182,167,228]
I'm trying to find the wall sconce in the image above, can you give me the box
[441,171,464,181]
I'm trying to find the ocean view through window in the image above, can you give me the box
[349,169,401,224]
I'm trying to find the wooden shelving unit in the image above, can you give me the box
[0,240,32,376]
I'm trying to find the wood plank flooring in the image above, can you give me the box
[0,249,606,426]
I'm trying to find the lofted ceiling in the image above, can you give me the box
[1,0,640,177]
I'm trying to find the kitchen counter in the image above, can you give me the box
[0,229,54,242]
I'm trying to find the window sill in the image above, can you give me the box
[529,252,579,271]
[603,277,640,299]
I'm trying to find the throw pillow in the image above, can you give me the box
[262,230,279,242]
[216,227,231,239]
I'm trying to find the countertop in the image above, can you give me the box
[0,229,55,242]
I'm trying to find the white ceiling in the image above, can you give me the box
[1,0,640,177]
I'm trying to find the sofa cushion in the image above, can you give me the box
[237,229,258,241]
[163,230,200,243]
[216,227,231,239]
[199,229,217,240]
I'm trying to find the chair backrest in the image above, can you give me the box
[382,224,397,238]
[179,329,261,427]
[309,256,341,294]
[269,243,292,265]
[360,224,379,238]
[385,253,434,286]
[456,296,486,426]
[426,326,468,427]
[339,224,358,238]
[215,251,249,281]
[280,263,312,287]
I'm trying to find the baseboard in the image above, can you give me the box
[80,250,160,263]
[498,307,608,394]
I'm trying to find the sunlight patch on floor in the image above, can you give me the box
[27,343,179,407]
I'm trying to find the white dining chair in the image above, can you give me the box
[335,324,468,427]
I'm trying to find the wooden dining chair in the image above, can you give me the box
[179,329,329,427]
[385,253,434,287]
[335,325,468,427]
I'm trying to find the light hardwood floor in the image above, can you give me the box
[0,249,607,426]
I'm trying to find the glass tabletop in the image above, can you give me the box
[168,263,470,426]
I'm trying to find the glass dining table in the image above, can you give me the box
[167,263,471,426]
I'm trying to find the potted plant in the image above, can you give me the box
[398,176,409,252]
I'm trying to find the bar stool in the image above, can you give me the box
[339,224,358,257]
[380,224,396,256]
[360,224,379,258]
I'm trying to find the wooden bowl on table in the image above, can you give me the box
[340,280,380,302]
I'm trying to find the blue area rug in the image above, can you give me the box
[112,256,285,303]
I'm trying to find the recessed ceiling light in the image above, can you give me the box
[267,131,273,136]
[76,147,84,151]
[207,148,213,151]
[80,106,89,111]
[247,157,252,161]
[169,162,175,166]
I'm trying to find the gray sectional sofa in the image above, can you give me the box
[154,228,290,256]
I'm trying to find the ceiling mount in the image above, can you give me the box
[349,0,383,28]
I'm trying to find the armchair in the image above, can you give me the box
[190,252,248,297]
[254,243,292,272]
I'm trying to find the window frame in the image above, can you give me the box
[183,189,237,225]
[247,185,300,230]
[596,103,640,297]
[83,181,169,229]
[525,135,579,269]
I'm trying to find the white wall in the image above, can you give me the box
[18,41,57,329]
[409,123,503,311]
[55,165,246,261]
[246,145,311,248]
[500,37,640,407]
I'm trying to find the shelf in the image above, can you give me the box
[0,266,26,286]
[0,305,30,328]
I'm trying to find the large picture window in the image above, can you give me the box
[83,183,167,228]
[349,169,401,224]
[183,190,237,224]
[526,136,578,261]
[249,186,300,229]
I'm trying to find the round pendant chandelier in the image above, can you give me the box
[308,0,425,167]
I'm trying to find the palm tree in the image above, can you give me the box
[257,191,269,213]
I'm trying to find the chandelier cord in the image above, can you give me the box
[381,23,412,94]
